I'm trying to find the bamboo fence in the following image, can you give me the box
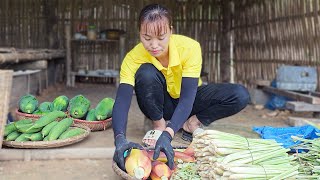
[1,0,319,88]
[233,0,320,89]
[0,0,222,82]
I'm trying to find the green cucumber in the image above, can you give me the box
[27,111,66,131]
[26,132,43,141]
[41,121,59,138]
[5,131,22,141]
[4,123,17,137]
[15,133,32,142]
[48,118,74,141]
[59,127,86,140]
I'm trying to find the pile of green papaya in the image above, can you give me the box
[4,111,86,142]
[18,94,115,121]
[19,94,69,115]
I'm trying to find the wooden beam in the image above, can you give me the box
[287,116,320,127]
[249,79,271,87]
[286,101,320,112]
[8,60,48,70]
[0,49,65,64]
[263,86,320,104]
[310,91,320,98]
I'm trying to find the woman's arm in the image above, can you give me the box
[166,77,198,134]
[112,83,134,137]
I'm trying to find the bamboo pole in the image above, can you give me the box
[65,23,72,87]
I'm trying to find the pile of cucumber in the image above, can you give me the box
[4,111,86,142]
[18,94,115,121]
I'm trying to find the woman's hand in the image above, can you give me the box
[113,134,143,171]
[152,131,175,169]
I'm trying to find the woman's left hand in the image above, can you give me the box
[152,131,175,169]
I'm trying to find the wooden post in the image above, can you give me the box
[0,70,13,148]
[220,0,232,82]
[65,23,72,87]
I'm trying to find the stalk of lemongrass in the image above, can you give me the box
[193,130,299,179]
[269,165,299,180]
[220,148,288,165]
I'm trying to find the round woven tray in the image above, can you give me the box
[15,108,42,121]
[112,161,139,180]
[73,118,112,131]
[3,124,91,149]
[112,147,188,180]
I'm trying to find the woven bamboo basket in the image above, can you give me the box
[15,108,42,121]
[73,118,112,131]
[2,124,90,149]
[15,108,68,122]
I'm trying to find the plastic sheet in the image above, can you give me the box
[252,125,320,149]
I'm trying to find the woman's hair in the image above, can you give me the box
[138,4,172,34]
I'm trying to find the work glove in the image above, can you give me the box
[113,134,143,171]
[153,131,175,169]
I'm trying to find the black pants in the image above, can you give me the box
[134,63,250,126]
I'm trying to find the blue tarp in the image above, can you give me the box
[252,125,320,149]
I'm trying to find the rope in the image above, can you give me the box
[245,137,268,179]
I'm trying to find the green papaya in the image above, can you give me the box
[69,95,90,107]
[95,97,115,120]
[51,95,69,112]
[69,95,90,119]
[39,101,52,113]
[85,109,97,121]
[70,106,88,119]
[19,94,38,114]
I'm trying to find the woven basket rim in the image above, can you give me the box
[3,124,91,149]
[15,108,42,118]
[73,117,112,124]
[112,160,138,180]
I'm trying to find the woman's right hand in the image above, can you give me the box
[113,134,143,171]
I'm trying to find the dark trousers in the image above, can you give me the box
[134,63,250,126]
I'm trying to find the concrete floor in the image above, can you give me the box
[1,82,294,179]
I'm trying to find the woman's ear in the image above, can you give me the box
[170,26,173,34]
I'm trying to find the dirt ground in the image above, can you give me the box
[0,82,307,180]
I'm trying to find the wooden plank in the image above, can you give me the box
[286,101,320,112]
[263,86,320,104]
[250,79,271,87]
[288,116,320,127]
[0,70,13,148]
[0,147,115,161]
[310,91,320,98]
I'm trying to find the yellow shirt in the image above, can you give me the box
[120,34,202,99]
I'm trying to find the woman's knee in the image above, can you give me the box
[135,63,163,85]
[231,84,250,108]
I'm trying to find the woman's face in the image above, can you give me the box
[139,20,172,58]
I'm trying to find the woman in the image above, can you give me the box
[112,4,250,170]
